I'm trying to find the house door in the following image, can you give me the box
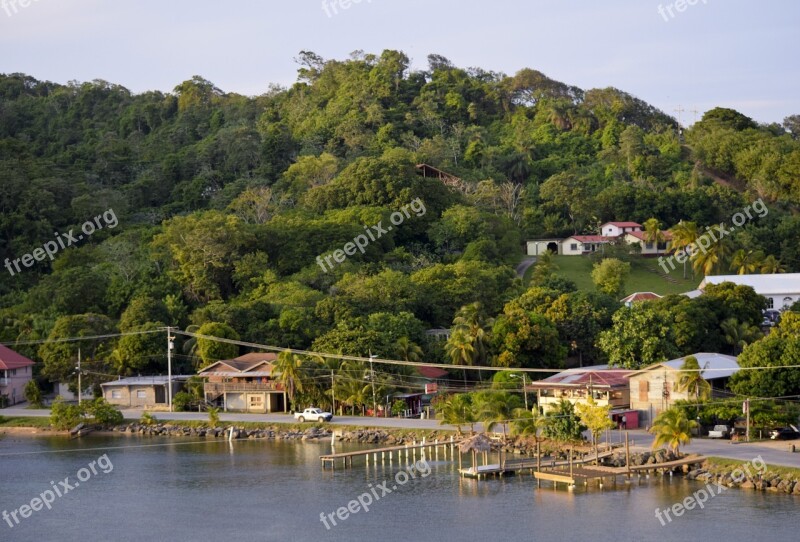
[154,386,166,404]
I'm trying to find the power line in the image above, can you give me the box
[1,329,162,347]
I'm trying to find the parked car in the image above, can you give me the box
[293,407,333,423]
[769,426,800,440]
[708,425,730,439]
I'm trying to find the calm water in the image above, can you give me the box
[0,433,796,542]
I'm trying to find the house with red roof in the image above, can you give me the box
[197,352,285,413]
[525,365,633,417]
[600,221,643,237]
[0,344,36,407]
[623,230,673,255]
[527,220,671,256]
[562,235,615,255]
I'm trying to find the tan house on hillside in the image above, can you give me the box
[0,344,35,407]
[101,375,190,408]
[198,353,285,413]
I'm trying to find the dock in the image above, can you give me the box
[459,448,618,478]
[320,437,456,469]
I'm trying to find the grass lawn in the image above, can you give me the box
[0,416,52,428]
[527,255,702,297]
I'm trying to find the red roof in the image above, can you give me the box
[620,292,663,303]
[0,344,35,370]
[625,230,673,241]
[602,221,642,228]
[416,366,449,379]
[568,235,614,243]
[528,368,633,389]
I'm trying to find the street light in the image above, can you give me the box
[369,351,377,417]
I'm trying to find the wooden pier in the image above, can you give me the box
[320,437,456,469]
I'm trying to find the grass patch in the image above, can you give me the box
[544,255,701,297]
[704,456,800,479]
[0,416,52,429]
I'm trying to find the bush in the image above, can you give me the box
[24,380,43,407]
[391,399,407,417]
[140,411,157,426]
[172,391,193,412]
[86,398,124,425]
[50,396,85,430]
[207,407,220,427]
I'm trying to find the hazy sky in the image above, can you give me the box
[1,0,798,124]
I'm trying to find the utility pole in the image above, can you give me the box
[76,348,82,405]
[167,327,175,412]
[331,369,336,416]
[522,373,528,411]
[744,398,750,442]
[673,105,685,127]
[369,351,377,417]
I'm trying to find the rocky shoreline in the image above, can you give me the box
[687,460,800,495]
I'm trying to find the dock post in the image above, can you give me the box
[366,453,370,466]
[374,452,377,465]
[435,439,439,460]
[382,451,385,464]
[625,431,631,483]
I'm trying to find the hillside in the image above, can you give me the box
[1,50,798,385]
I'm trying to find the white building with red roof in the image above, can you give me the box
[600,221,642,237]
[0,344,36,406]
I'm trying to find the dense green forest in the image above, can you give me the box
[2,50,799,393]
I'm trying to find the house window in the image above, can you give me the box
[571,243,578,251]
[645,242,654,250]
[249,395,264,408]
[638,380,648,402]
[783,297,793,308]
[766,297,774,309]
[136,390,147,399]
[111,390,122,399]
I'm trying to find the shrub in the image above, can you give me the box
[207,407,220,427]
[86,398,124,425]
[140,411,157,426]
[24,380,43,408]
[172,391,193,412]
[50,396,85,430]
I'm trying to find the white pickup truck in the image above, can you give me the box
[708,425,730,439]
[293,407,333,423]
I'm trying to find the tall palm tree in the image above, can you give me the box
[691,226,733,276]
[649,407,698,455]
[473,391,517,439]
[273,350,306,411]
[670,220,699,279]
[730,249,764,275]
[446,328,475,388]
[675,356,711,406]
[760,254,786,274]
[721,318,762,355]
[643,218,666,247]
[395,336,423,362]
[510,407,546,438]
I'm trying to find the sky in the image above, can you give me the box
[0,0,798,125]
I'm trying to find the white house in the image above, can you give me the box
[600,221,642,237]
[526,239,563,256]
[623,231,672,255]
[562,235,614,255]
[699,274,800,310]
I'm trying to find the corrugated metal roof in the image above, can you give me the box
[626,353,740,380]
[699,274,800,295]
[100,375,192,387]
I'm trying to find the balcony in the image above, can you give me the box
[204,381,284,394]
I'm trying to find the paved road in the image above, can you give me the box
[515,256,536,278]
[1,408,454,431]
[5,409,800,467]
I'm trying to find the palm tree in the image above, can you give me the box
[510,407,546,438]
[649,407,698,455]
[730,249,764,275]
[721,318,762,355]
[670,220,699,279]
[446,328,475,387]
[691,226,733,276]
[643,218,666,247]
[437,394,476,435]
[273,350,306,411]
[395,337,423,362]
[675,356,711,406]
[453,302,493,365]
[473,391,517,439]
[760,254,786,274]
